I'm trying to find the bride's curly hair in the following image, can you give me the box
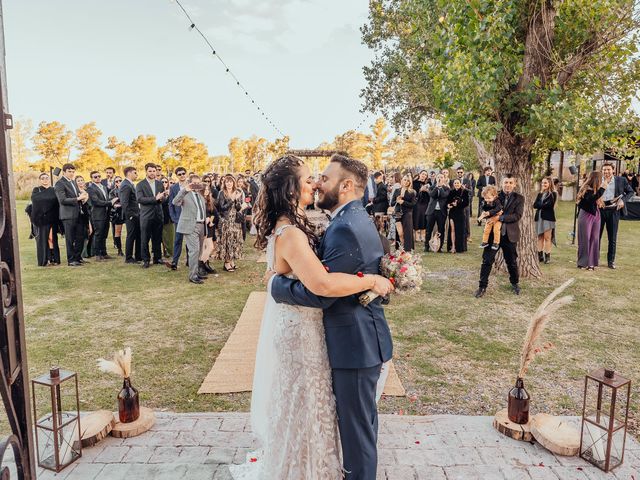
[254,155,319,251]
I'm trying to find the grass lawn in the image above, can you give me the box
[9,200,640,436]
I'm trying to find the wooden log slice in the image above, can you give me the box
[111,407,155,439]
[493,408,533,442]
[531,413,580,456]
[80,410,116,448]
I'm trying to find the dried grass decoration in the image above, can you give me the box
[508,279,575,424]
[97,347,140,423]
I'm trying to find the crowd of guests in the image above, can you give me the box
[27,163,261,284]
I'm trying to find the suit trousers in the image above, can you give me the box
[599,208,620,264]
[332,364,381,480]
[425,210,447,252]
[124,216,142,262]
[62,219,84,264]
[92,218,109,256]
[172,230,189,266]
[184,223,204,280]
[140,217,163,263]
[35,224,60,266]
[479,231,519,289]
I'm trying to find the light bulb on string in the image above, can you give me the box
[189,23,195,30]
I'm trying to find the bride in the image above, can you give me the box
[229,155,392,479]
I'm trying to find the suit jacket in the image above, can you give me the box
[172,188,206,235]
[270,200,393,370]
[499,191,524,243]
[136,178,165,222]
[533,191,557,222]
[371,182,389,214]
[168,183,183,224]
[601,176,635,216]
[87,182,112,221]
[118,178,139,221]
[54,177,81,221]
[476,175,496,198]
[101,178,116,193]
[425,185,450,215]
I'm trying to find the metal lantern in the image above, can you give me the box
[31,367,82,472]
[579,368,631,472]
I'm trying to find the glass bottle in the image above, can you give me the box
[508,377,530,424]
[117,377,140,423]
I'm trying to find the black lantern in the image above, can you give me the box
[31,367,82,472]
[579,368,631,472]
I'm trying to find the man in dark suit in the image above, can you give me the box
[424,173,450,252]
[136,162,168,268]
[119,166,142,264]
[599,162,635,269]
[54,163,89,266]
[87,170,114,261]
[168,166,189,270]
[101,166,117,193]
[475,174,524,298]
[271,155,394,480]
[476,165,496,223]
[370,171,389,214]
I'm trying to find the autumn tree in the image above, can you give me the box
[33,121,73,169]
[369,118,391,169]
[9,117,34,172]
[74,122,111,172]
[362,0,640,277]
[161,136,209,173]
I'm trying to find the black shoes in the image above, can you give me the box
[511,284,521,295]
[203,261,217,274]
[79,259,89,264]
[608,263,616,269]
[544,253,551,264]
[189,276,204,284]
[474,288,486,298]
[125,259,140,264]
[141,261,150,269]
[153,259,165,266]
[169,263,178,271]
[538,251,544,262]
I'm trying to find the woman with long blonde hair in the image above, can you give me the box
[533,176,557,264]
[576,171,608,270]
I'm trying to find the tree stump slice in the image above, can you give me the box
[111,407,155,438]
[531,413,580,456]
[80,410,116,448]
[493,408,533,441]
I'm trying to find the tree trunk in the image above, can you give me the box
[493,129,542,279]
[558,151,565,182]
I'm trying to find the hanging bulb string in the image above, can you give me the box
[172,0,285,137]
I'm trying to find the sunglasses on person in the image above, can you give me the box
[177,172,186,176]
[115,180,122,184]
[92,175,101,179]
[162,180,168,184]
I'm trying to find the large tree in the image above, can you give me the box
[33,120,73,168]
[361,0,640,277]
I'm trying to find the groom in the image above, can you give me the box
[270,154,393,480]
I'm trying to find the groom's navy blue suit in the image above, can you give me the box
[271,199,393,480]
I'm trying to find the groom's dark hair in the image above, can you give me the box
[330,154,368,192]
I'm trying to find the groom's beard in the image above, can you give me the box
[316,183,340,211]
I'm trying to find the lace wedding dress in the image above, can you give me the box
[229,225,343,480]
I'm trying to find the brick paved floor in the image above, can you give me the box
[21,413,639,479]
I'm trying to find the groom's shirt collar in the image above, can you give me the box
[330,201,351,220]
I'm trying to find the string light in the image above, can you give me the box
[171,0,286,138]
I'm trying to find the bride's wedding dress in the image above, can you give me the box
[229,224,343,480]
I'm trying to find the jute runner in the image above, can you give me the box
[198,291,405,396]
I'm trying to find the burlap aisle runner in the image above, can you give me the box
[198,291,405,396]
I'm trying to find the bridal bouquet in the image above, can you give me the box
[359,250,424,306]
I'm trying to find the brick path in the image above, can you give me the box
[28,413,639,479]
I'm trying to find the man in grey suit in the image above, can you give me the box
[172,174,208,284]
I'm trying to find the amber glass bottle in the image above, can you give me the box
[508,377,530,424]
[118,377,140,423]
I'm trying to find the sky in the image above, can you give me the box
[4,0,375,156]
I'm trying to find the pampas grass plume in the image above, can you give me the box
[97,347,133,379]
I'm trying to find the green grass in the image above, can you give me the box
[7,200,640,437]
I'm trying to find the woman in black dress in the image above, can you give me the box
[30,173,61,266]
[199,179,219,274]
[76,176,93,258]
[109,176,124,256]
[446,178,469,253]
[391,174,417,251]
[412,170,429,243]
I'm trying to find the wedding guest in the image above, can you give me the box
[424,173,450,252]
[413,170,429,243]
[371,171,389,216]
[475,174,524,298]
[632,172,640,195]
[466,172,476,240]
[160,176,174,259]
[102,166,117,193]
[391,174,417,251]
[199,180,218,275]
[446,178,469,254]
[216,175,245,272]
[533,177,557,264]
[136,163,167,268]
[109,176,124,256]
[441,168,450,186]
[30,173,61,266]
[169,167,189,270]
[427,170,437,187]
[476,166,496,223]
[87,170,113,261]
[76,176,94,259]
[119,166,142,264]
[389,172,402,201]
[598,162,634,269]
[172,174,208,283]
[577,171,606,270]
[237,177,251,240]
[478,185,502,251]
[54,163,89,267]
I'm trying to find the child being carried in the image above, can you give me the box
[477,185,502,251]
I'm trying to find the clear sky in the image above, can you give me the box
[4,0,374,155]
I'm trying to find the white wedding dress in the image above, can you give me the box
[229,225,343,480]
